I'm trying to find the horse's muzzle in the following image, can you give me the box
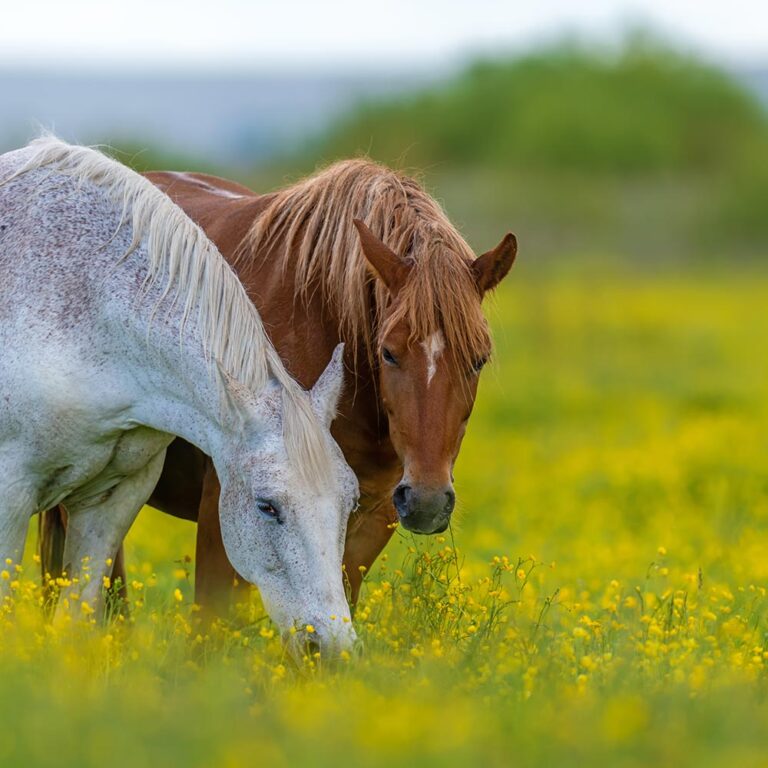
[283,620,358,665]
[393,483,455,534]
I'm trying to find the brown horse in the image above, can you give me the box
[41,159,516,611]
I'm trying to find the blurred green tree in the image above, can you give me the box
[312,36,767,177]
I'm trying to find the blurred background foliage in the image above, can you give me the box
[228,35,768,261]
[313,36,762,175]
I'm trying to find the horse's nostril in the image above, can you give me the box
[393,484,411,516]
[445,488,456,514]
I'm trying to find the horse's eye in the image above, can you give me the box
[256,500,282,523]
[471,357,488,374]
[382,348,398,366]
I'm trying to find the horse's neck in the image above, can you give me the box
[111,284,230,466]
[124,336,229,466]
[89,238,242,466]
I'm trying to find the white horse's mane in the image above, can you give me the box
[5,135,331,487]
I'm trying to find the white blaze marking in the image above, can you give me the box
[422,331,445,387]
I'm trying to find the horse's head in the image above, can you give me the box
[216,345,360,659]
[354,219,516,535]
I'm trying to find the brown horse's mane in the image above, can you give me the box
[240,158,491,373]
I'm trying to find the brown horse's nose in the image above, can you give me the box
[393,484,455,534]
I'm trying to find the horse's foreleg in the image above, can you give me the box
[194,460,241,617]
[0,479,35,598]
[56,450,166,621]
[342,500,398,606]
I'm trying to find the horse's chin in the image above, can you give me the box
[400,519,450,535]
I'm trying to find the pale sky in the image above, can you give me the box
[1,0,766,70]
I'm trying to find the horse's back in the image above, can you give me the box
[143,171,272,257]
[145,171,256,200]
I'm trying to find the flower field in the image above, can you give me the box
[2,264,767,767]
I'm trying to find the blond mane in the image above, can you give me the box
[5,136,332,489]
[241,159,491,373]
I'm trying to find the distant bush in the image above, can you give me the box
[312,37,768,177]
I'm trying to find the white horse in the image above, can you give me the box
[0,137,359,656]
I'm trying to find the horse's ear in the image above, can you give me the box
[353,219,411,294]
[472,233,517,296]
[310,343,346,428]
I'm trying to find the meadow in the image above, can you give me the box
[2,260,766,767]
